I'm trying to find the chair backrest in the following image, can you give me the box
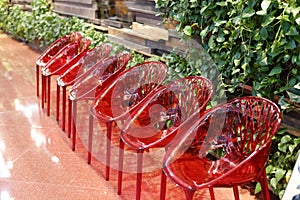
[42,37,92,76]
[163,96,282,188]
[57,43,113,86]
[92,61,168,121]
[36,32,82,67]
[120,76,214,149]
[68,52,131,101]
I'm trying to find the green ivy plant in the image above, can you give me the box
[156,0,300,198]
[0,0,108,48]
[265,128,300,198]
[156,0,300,106]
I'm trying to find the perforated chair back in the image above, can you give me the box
[68,52,131,101]
[57,43,113,87]
[163,96,282,200]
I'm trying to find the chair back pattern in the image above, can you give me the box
[92,61,168,122]
[68,52,131,101]
[57,43,113,87]
[121,76,214,149]
[36,32,82,67]
[163,96,282,190]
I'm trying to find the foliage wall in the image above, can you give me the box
[156,0,300,109]
[156,0,300,198]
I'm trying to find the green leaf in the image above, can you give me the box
[289,77,297,87]
[242,7,255,18]
[296,17,300,25]
[200,26,209,38]
[270,178,278,189]
[260,27,268,40]
[280,135,292,144]
[215,20,227,27]
[268,66,282,76]
[216,2,227,6]
[278,143,287,153]
[208,36,216,49]
[256,10,267,15]
[275,168,286,184]
[183,25,192,36]
[261,0,271,12]
[232,68,240,74]
[216,35,225,42]
[287,90,300,103]
[286,26,298,36]
[260,57,268,66]
[255,183,262,194]
[294,82,300,89]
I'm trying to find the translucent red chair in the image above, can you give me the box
[68,52,131,151]
[162,96,282,200]
[41,37,92,116]
[55,43,113,131]
[36,32,82,97]
[88,61,168,181]
[117,76,214,200]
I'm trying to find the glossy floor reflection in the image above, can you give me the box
[0,33,256,199]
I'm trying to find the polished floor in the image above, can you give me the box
[0,33,256,199]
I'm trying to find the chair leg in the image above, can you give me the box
[68,99,72,138]
[62,86,66,131]
[160,170,167,200]
[36,65,39,97]
[47,76,51,116]
[56,84,60,121]
[105,121,113,181]
[233,186,240,200]
[260,170,271,200]
[184,189,195,200]
[209,187,215,200]
[41,75,45,109]
[87,113,93,163]
[72,100,77,151]
[118,137,125,195]
[136,149,144,200]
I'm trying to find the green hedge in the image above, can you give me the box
[156,0,300,108]
[0,0,106,48]
[156,0,300,198]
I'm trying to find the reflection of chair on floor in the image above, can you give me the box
[35,32,82,97]
[163,96,282,200]
[41,37,91,116]
[56,43,113,131]
[88,61,168,181]
[68,52,131,151]
[117,76,214,200]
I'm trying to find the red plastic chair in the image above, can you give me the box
[68,52,131,151]
[41,37,92,116]
[117,76,214,200]
[162,96,282,200]
[56,43,113,131]
[36,32,82,97]
[88,61,168,181]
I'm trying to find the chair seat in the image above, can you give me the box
[165,153,255,190]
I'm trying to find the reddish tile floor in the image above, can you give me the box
[0,32,257,199]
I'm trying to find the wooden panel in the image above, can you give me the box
[53,2,99,19]
[108,26,147,45]
[124,0,157,15]
[107,34,152,55]
[53,0,93,6]
[11,0,32,5]
[135,12,162,27]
